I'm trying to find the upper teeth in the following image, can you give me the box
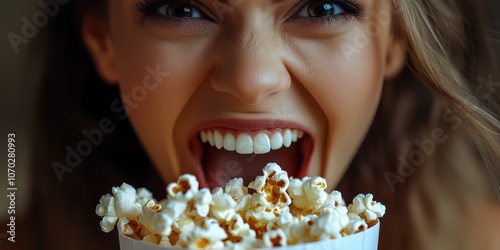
[199,129,305,154]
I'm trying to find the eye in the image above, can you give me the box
[157,3,203,18]
[297,0,346,18]
[136,0,207,19]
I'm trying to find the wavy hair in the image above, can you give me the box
[341,0,499,249]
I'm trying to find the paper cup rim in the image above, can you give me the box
[119,220,380,250]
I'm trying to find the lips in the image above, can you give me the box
[188,119,314,189]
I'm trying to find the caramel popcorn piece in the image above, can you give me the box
[167,174,199,202]
[248,163,291,207]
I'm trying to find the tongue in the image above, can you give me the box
[202,143,301,188]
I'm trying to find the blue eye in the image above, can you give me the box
[297,0,346,18]
[157,3,203,18]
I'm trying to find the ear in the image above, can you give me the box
[384,35,406,80]
[81,15,118,84]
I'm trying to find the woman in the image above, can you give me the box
[15,0,500,249]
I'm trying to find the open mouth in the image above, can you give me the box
[189,123,314,188]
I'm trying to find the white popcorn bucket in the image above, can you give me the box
[118,221,380,250]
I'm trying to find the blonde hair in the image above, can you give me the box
[342,0,500,249]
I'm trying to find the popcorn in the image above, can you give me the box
[262,229,287,247]
[245,198,285,231]
[248,163,291,208]
[117,217,136,236]
[276,210,295,227]
[178,219,228,249]
[164,199,188,219]
[139,200,161,234]
[175,216,197,234]
[288,176,329,212]
[159,235,173,247]
[311,212,349,240]
[96,194,118,233]
[326,190,345,207]
[345,217,369,235]
[112,183,142,220]
[96,164,386,249]
[151,212,174,236]
[303,176,329,206]
[348,193,386,224]
[95,183,142,233]
[211,187,237,222]
[167,174,199,202]
[139,200,174,237]
[224,178,251,212]
[284,215,314,244]
[226,213,256,239]
[163,174,202,219]
[287,177,310,210]
[136,187,154,207]
[192,188,212,217]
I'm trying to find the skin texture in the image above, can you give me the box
[82,0,405,189]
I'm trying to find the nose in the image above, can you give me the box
[210,29,291,105]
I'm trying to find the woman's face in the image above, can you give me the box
[86,0,404,189]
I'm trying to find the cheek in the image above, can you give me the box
[288,26,388,178]
[108,18,213,153]
[328,48,385,125]
[292,31,386,127]
[325,40,385,155]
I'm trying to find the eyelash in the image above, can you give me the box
[134,0,364,24]
[135,0,204,20]
[292,0,363,25]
